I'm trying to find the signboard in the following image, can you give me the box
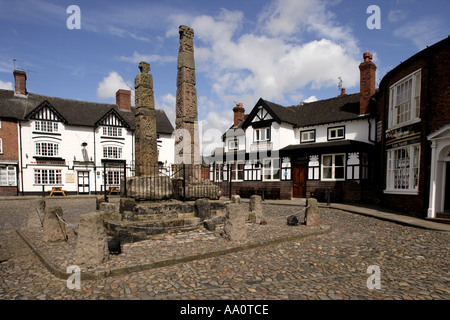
[66,173,75,183]
[250,142,273,152]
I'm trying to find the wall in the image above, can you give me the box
[0,117,19,195]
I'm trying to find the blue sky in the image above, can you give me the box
[0,0,449,154]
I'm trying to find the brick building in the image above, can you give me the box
[375,36,450,218]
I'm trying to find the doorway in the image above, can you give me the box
[292,166,307,198]
[445,162,450,211]
[77,171,90,194]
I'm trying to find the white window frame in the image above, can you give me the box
[0,166,17,186]
[321,153,346,181]
[34,169,62,185]
[262,158,280,181]
[327,126,345,141]
[385,144,420,194]
[0,138,3,154]
[35,142,59,157]
[230,162,244,181]
[103,146,123,159]
[34,120,58,133]
[105,169,123,186]
[228,138,239,150]
[102,126,122,137]
[388,69,421,130]
[301,130,315,143]
[254,127,271,142]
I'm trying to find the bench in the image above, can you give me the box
[107,186,121,195]
[48,187,67,197]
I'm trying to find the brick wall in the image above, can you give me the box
[221,180,293,200]
[0,117,19,196]
[375,37,450,217]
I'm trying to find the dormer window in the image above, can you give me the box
[103,126,122,137]
[35,120,58,133]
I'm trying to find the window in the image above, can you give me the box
[0,138,2,154]
[0,166,16,186]
[263,158,280,181]
[230,162,244,181]
[34,169,62,185]
[103,126,122,137]
[103,146,122,159]
[388,70,421,129]
[308,155,320,180]
[254,127,271,142]
[228,138,239,150]
[328,126,345,140]
[321,154,345,181]
[35,121,58,133]
[386,144,420,193]
[106,170,122,186]
[301,130,315,143]
[35,142,59,157]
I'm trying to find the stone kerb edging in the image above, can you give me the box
[16,225,331,280]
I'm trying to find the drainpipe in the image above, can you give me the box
[93,127,97,195]
[18,121,24,196]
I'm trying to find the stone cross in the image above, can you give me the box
[175,25,201,182]
[134,61,158,176]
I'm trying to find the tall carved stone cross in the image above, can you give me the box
[134,61,158,176]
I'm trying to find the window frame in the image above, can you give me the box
[0,166,17,186]
[228,138,239,151]
[102,145,123,159]
[300,129,316,143]
[34,168,63,185]
[327,126,345,141]
[385,144,420,194]
[102,126,123,137]
[35,142,59,157]
[388,69,421,130]
[254,127,271,142]
[262,158,280,181]
[321,153,346,181]
[34,120,59,133]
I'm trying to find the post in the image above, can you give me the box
[228,164,232,199]
[42,185,45,197]
[183,164,186,202]
[123,161,127,198]
[104,162,108,203]
[327,187,331,207]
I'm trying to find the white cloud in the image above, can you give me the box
[394,17,446,49]
[388,10,408,23]
[97,72,133,100]
[166,0,360,110]
[303,96,318,103]
[0,80,13,90]
[157,93,176,127]
[118,51,176,64]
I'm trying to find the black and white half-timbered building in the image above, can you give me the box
[0,71,174,195]
[209,52,379,203]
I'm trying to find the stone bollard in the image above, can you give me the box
[249,195,264,224]
[230,195,241,204]
[195,199,211,220]
[43,206,67,242]
[75,211,109,266]
[305,198,320,226]
[222,203,247,241]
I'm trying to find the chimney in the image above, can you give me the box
[340,88,346,96]
[13,70,27,96]
[359,52,376,115]
[233,103,245,127]
[116,89,131,111]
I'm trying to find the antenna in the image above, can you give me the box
[338,77,343,93]
[12,59,35,73]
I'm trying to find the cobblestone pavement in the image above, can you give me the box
[0,197,449,300]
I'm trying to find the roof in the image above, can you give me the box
[239,93,371,131]
[0,89,174,134]
[280,140,374,153]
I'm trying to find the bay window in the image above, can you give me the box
[386,144,420,193]
[321,154,345,181]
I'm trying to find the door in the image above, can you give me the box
[293,166,307,198]
[77,171,90,194]
[445,162,450,211]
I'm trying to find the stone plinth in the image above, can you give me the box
[249,195,264,224]
[75,211,109,266]
[222,203,247,242]
[305,198,320,226]
[125,175,173,200]
[43,206,67,242]
[195,199,211,220]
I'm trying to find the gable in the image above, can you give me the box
[25,100,67,123]
[242,98,282,129]
[95,109,130,128]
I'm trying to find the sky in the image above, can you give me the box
[0,0,449,155]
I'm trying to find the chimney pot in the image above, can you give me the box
[232,103,245,127]
[116,89,132,111]
[340,88,346,96]
[13,70,27,96]
[359,52,376,115]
